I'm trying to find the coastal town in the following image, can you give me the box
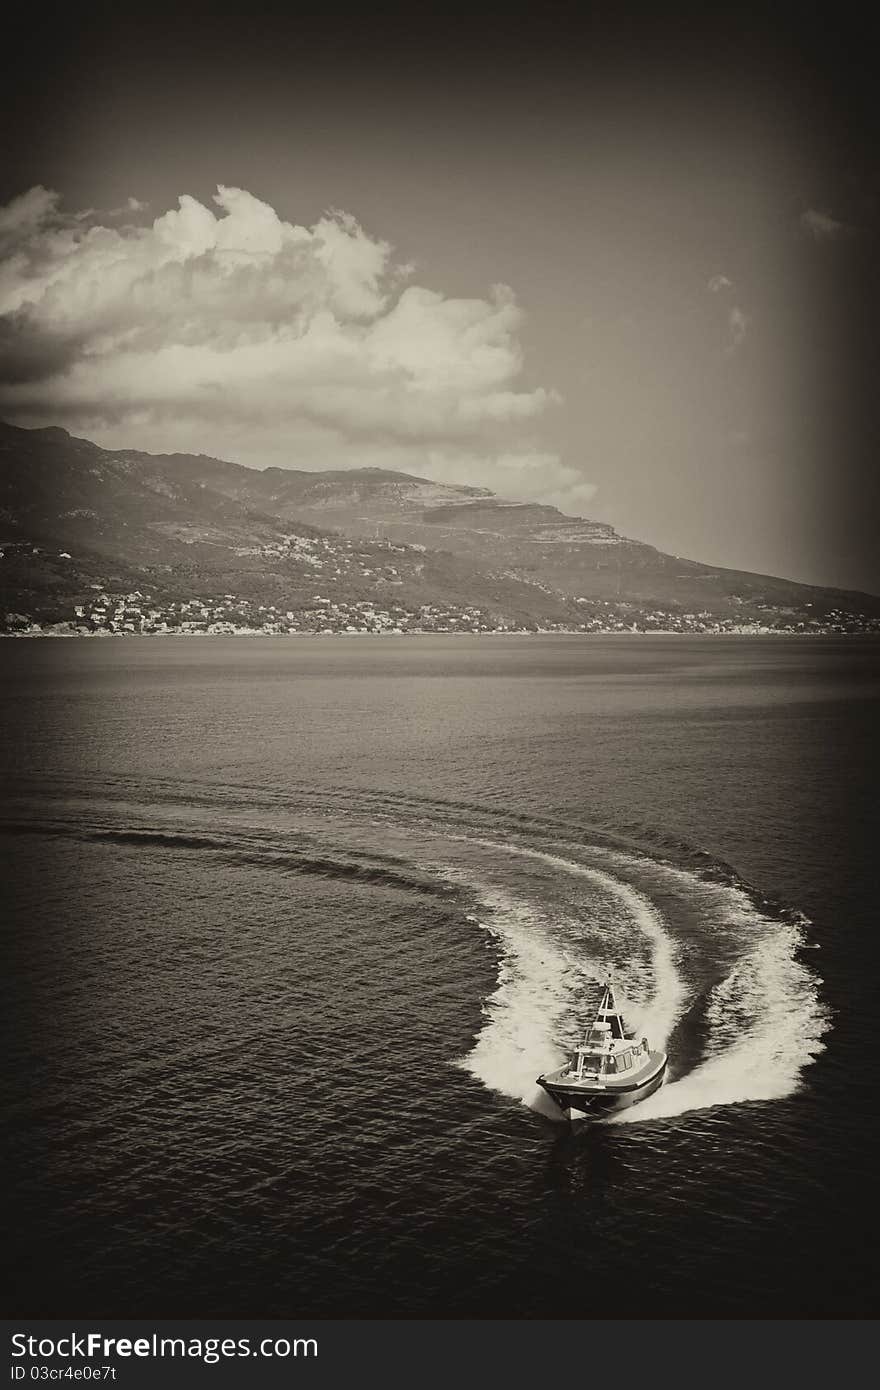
[4,586,879,637]
[4,423,880,639]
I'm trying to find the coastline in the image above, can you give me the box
[4,627,875,639]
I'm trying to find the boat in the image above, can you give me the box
[537,981,667,1120]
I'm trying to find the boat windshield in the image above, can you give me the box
[579,1052,607,1073]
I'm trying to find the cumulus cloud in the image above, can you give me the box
[0,184,580,503]
[0,185,61,245]
[800,207,852,242]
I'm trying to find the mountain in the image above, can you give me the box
[177,455,878,619]
[1,420,877,635]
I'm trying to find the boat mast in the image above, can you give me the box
[576,981,612,1077]
[580,980,624,1047]
[603,981,628,1037]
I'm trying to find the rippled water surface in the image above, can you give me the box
[2,636,878,1316]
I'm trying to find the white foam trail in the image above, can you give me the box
[469,839,687,1051]
[447,835,830,1124]
[537,843,832,1122]
[448,844,685,1113]
[612,918,830,1122]
[457,886,589,1108]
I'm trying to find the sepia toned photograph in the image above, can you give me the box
[1,2,877,1355]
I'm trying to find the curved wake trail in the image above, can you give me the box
[442,835,828,1125]
[612,918,829,1122]
[456,886,577,1112]
[481,840,687,1051]
[446,840,686,1115]
[16,776,830,1126]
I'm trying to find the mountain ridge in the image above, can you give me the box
[1,421,877,635]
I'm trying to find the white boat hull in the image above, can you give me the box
[538,1051,667,1119]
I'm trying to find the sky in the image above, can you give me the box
[0,4,876,592]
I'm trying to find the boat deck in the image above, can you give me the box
[539,1050,667,1095]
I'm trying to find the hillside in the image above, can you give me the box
[98,433,880,623]
[197,465,879,620]
[1,421,877,635]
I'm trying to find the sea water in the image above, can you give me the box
[2,635,877,1316]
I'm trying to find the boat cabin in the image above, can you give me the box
[564,983,649,1080]
[537,977,668,1115]
[568,1036,650,1078]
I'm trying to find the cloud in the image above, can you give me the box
[0,185,61,246]
[706,274,748,351]
[728,306,748,349]
[0,184,572,502]
[423,449,598,512]
[799,208,852,242]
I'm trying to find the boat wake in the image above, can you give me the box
[454,843,829,1124]
[2,776,831,1126]
[612,918,828,1123]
